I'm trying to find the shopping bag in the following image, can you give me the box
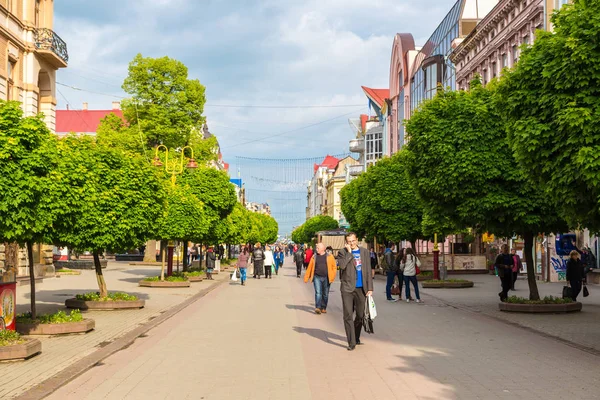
[363,298,374,334]
[230,268,238,281]
[367,294,377,320]
[562,285,573,299]
[583,285,590,298]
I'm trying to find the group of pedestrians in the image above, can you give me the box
[382,244,421,303]
[234,243,285,286]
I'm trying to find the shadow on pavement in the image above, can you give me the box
[292,326,347,348]
[286,304,317,314]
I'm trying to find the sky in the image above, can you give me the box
[54,0,459,235]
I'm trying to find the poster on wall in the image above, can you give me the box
[0,283,16,331]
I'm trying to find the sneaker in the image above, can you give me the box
[321,309,327,314]
[406,299,410,303]
[416,299,421,303]
[315,309,322,314]
[387,298,395,302]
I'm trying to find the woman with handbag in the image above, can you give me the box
[237,246,250,286]
[400,248,421,303]
[566,250,585,301]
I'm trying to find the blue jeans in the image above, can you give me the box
[313,275,330,310]
[239,268,247,283]
[386,270,404,299]
[404,275,420,300]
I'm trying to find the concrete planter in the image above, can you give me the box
[54,260,107,270]
[0,339,41,361]
[16,319,95,335]
[422,281,474,289]
[55,270,82,276]
[417,275,433,281]
[138,280,191,288]
[65,298,145,310]
[186,275,204,282]
[499,302,582,313]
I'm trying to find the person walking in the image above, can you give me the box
[304,246,314,270]
[206,246,217,280]
[252,243,265,279]
[566,250,585,301]
[264,245,275,279]
[304,243,337,314]
[237,246,250,286]
[385,245,403,302]
[274,247,284,275]
[510,248,523,290]
[336,232,373,351]
[294,247,304,277]
[370,247,379,278]
[401,248,421,303]
[495,244,513,302]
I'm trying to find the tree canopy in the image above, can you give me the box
[292,215,338,244]
[496,0,600,230]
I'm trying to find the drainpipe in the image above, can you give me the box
[543,0,548,31]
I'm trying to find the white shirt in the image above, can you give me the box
[401,254,421,277]
[264,250,275,266]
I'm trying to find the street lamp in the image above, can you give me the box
[153,145,198,277]
[153,145,198,186]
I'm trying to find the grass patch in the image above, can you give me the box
[75,292,138,302]
[56,268,75,273]
[143,275,189,282]
[423,279,472,284]
[17,310,83,324]
[0,330,24,347]
[505,295,574,305]
[183,270,205,277]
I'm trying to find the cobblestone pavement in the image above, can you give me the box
[0,262,224,399]
[46,258,600,400]
[412,273,600,354]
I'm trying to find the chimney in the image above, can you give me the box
[83,102,88,111]
[66,104,69,110]
[112,101,121,110]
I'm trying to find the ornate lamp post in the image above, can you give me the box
[153,145,198,276]
[433,232,440,280]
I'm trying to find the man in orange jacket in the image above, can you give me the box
[304,243,337,314]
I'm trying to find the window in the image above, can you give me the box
[7,60,15,101]
[512,45,519,64]
[35,0,41,28]
[556,0,569,8]
[502,53,508,69]
[483,69,488,85]
[523,35,530,45]
[492,62,497,78]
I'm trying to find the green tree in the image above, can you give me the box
[340,153,423,247]
[0,101,59,318]
[496,0,600,230]
[51,136,165,297]
[405,81,568,300]
[292,215,338,244]
[121,54,207,150]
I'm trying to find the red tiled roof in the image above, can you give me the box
[56,109,125,134]
[314,155,339,172]
[361,86,390,108]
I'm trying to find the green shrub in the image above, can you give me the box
[0,330,24,346]
[183,270,205,277]
[17,309,84,324]
[418,271,433,277]
[76,292,138,301]
[143,275,189,282]
[505,295,573,305]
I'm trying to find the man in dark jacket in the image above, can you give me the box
[252,243,265,279]
[384,244,402,302]
[294,248,305,278]
[495,244,513,302]
[336,232,373,351]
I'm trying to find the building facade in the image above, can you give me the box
[386,0,498,154]
[450,0,559,90]
[306,155,340,220]
[323,156,358,225]
[0,0,68,131]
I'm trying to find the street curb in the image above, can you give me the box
[421,291,600,357]
[14,278,227,400]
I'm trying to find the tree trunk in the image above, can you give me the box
[160,241,166,281]
[410,240,417,252]
[93,251,108,298]
[26,241,36,319]
[183,241,189,272]
[523,231,540,301]
[199,244,204,270]
[5,242,19,269]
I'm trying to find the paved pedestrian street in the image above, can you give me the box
[42,258,600,400]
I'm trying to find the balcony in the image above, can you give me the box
[34,28,69,68]
[349,138,364,153]
[348,164,364,176]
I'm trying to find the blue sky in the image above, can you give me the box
[55,0,458,234]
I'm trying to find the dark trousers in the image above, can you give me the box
[386,270,404,299]
[499,269,513,301]
[404,275,420,300]
[265,265,272,278]
[296,262,303,277]
[313,275,330,310]
[570,279,582,301]
[341,287,366,347]
[511,270,518,290]
[254,262,263,278]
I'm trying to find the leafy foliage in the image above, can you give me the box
[121,54,207,150]
[340,152,423,243]
[496,0,600,230]
[292,215,338,244]
[505,296,574,305]
[247,212,279,244]
[75,292,139,302]
[143,275,188,282]
[156,182,208,242]
[17,309,84,324]
[0,330,23,346]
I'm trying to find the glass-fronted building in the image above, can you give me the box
[410,1,461,114]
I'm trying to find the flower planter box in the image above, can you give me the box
[498,302,582,313]
[16,319,95,335]
[55,270,82,276]
[65,298,145,310]
[417,275,433,281]
[0,339,41,361]
[422,281,474,289]
[186,276,204,282]
[138,280,191,288]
